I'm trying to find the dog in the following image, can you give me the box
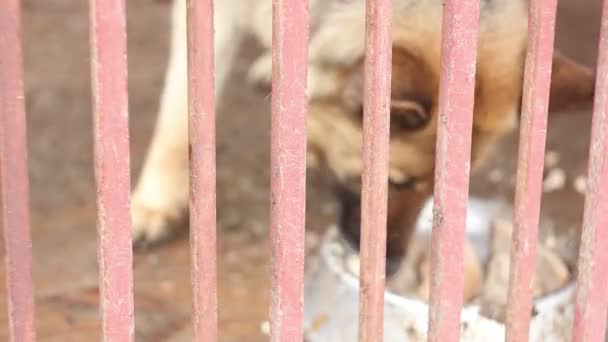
[130,0,595,274]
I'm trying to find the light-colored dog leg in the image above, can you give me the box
[132,0,242,245]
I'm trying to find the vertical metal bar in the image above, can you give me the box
[0,1,36,341]
[89,0,134,340]
[572,1,608,341]
[427,1,480,341]
[505,1,557,341]
[187,0,218,340]
[269,0,309,341]
[357,0,392,340]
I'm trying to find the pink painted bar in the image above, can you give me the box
[357,0,392,340]
[572,1,608,341]
[89,0,134,340]
[269,0,309,341]
[427,1,479,341]
[505,1,557,341]
[0,1,37,341]
[186,0,218,340]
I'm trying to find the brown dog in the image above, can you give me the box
[131,0,594,274]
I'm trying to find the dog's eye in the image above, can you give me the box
[390,100,430,131]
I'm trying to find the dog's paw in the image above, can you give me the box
[131,198,181,249]
[247,53,272,90]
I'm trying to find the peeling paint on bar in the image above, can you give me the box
[0,1,36,341]
[427,1,480,341]
[572,1,608,341]
[269,0,310,341]
[187,0,218,340]
[358,0,393,340]
[505,1,557,341]
[89,0,134,340]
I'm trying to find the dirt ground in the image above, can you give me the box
[0,0,604,341]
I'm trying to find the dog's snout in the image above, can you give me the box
[336,184,362,250]
[334,176,430,277]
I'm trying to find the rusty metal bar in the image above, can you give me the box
[89,0,134,340]
[0,0,37,341]
[427,1,480,341]
[505,1,557,341]
[187,0,218,340]
[269,0,310,340]
[357,0,393,340]
[572,1,608,341]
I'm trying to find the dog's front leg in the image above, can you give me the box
[131,0,242,246]
[131,0,190,245]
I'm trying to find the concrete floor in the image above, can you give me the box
[0,0,603,340]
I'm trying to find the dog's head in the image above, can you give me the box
[302,0,594,272]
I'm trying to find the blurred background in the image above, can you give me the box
[0,0,604,340]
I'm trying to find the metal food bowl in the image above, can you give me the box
[303,198,575,341]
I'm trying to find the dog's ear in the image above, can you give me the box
[549,52,595,113]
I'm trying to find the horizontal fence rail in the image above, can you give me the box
[187,0,218,341]
[0,0,36,341]
[573,0,608,341]
[3,0,608,341]
[505,1,558,341]
[358,0,393,340]
[89,0,135,340]
[427,0,480,341]
[269,0,310,341]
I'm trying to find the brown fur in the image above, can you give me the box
[131,0,595,274]
[301,2,594,269]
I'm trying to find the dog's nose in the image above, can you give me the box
[335,183,404,277]
[335,184,361,250]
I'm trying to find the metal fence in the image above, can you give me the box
[1,0,608,341]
